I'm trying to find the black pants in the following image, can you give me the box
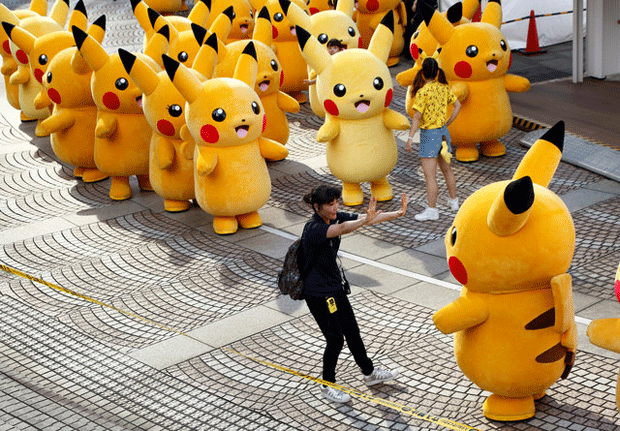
[305,291,373,383]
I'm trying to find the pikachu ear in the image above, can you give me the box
[119,48,159,96]
[50,0,70,28]
[233,41,258,88]
[481,0,502,29]
[132,0,155,40]
[88,14,106,43]
[73,25,109,72]
[279,0,311,29]
[513,121,564,188]
[253,7,273,46]
[208,6,234,42]
[29,0,48,16]
[68,0,88,32]
[188,0,211,27]
[296,25,331,75]
[0,6,20,28]
[446,2,463,24]
[144,24,170,65]
[487,176,535,237]
[163,53,203,103]
[3,22,35,55]
[420,1,454,46]
[191,31,218,79]
[462,0,481,20]
[368,11,394,63]
[336,0,355,18]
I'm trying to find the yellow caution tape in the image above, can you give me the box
[1,262,480,431]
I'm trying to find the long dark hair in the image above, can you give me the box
[303,185,342,212]
[410,57,448,98]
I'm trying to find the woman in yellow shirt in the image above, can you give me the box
[406,57,461,221]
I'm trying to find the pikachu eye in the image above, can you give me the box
[373,77,383,90]
[168,104,182,117]
[270,59,278,71]
[231,11,236,19]
[177,51,189,63]
[500,40,507,51]
[318,33,328,44]
[348,26,355,37]
[38,54,48,65]
[250,10,254,18]
[413,31,419,39]
[251,101,260,115]
[212,108,226,122]
[46,71,52,84]
[450,226,457,246]
[115,77,129,90]
[465,45,478,57]
[274,12,283,22]
[333,83,346,97]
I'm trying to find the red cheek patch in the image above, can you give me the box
[449,256,468,285]
[201,124,219,143]
[280,70,284,87]
[615,279,620,302]
[358,37,363,48]
[34,69,43,84]
[508,52,513,70]
[16,49,28,65]
[324,99,339,116]
[272,26,278,39]
[366,0,379,11]
[310,7,319,14]
[262,114,267,133]
[48,88,61,104]
[454,61,472,79]
[157,119,175,136]
[3,40,10,55]
[102,92,120,110]
[410,43,419,60]
[384,88,393,107]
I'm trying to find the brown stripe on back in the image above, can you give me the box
[536,343,566,363]
[525,307,555,330]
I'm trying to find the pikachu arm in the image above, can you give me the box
[432,295,489,335]
[587,318,620,353]
[40,109,76,134]
[551,273,577,351]
[1,57,17,76]
[396,68,417,87]
[258,136,288,161]
[179,124,195,160]
[383,109,410,130]
[95,113,118,139]
[450,81,469,103]
[505,73,531,93]
[277,91,300,113]
[9,66,30,85]
[317,116,340,143]
[156,138,175,170]
[195,145,218,176]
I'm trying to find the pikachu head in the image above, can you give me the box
[280,0,361,49]
[296,11,394,120]
[445,122,575,294]
[206,0,255,41]
[0,1,46,77]
[264,0,309,42]
[164,40,266,148]
[73,25,158,114]
[307,0,332,15]
[420,0,510,82]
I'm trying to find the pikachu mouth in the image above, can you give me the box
[354,100,370,113]
[487,59,498,73]
[290,26,296,36]
[258,80,270,92]
[235,125,249,138]
[240,24,249,33]
[136,95,143,108]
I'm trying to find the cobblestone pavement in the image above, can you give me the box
[2,1,620,430]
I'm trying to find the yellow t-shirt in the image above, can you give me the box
[411,81,457,129]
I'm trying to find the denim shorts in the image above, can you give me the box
[419,125,451,158]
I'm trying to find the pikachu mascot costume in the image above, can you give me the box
[433,121,577,421]
[119,29,195,212]
[279,0,360,118]
[215,6,299,151]
[163,40,288,234]
[296,12,410,206]
[353,0,406,66]
[0,0,47,117]
[205,0,255,44]
[73,26,159,201]
[587,266,620,412]
[2,0,69,136]
[420,0,530,162]
[143,0,188,15]
[308,0,332,15]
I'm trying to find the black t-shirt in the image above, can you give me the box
[300,211,358,298]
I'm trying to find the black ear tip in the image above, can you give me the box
[540,121,565,152]
[446,2,462,23]
[75,0,87,16]
[223,5,234,19]
[157,24,170,40]
[192,23,207,45]
[118,48,136,73]
[242,41,257,59]
[419,2,436,26]
[205,31,218,52]
[1,22,15,35]
[296,26,311,49]
[147,7,160,26]
[162,54,179,80]
[279,0,291,14]
[72,25,88,49]
[505,176,535,215]
[380,10,394,32]
[258,6,270,20]
[93,15,106,31]
[130,0,141,12]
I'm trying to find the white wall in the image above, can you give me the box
[586,0,620,78]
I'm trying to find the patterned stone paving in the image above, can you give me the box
[1,0,620,430]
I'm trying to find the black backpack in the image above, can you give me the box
[277,238,306,300]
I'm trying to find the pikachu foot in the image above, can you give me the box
[73,166,85,178]
[386,56,400,67]
[455,145,479,163]
[483,394,535,422]
[480,140,506,158]
[109,176,132,201]
[289,91,307,104]
[164,199,190,212]
[82,168,108,183]
[237,211,262,229]
[20,111,36,122]
[370,178,393,202]
[342,182,364,206]
[213,216,239,235]
[533,390,546,400]
[137,175,153,191]
[35,119,50,137]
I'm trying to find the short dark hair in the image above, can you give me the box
[303,185,342,211]
[326,39,343,49]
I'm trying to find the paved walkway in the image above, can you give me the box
[2,1,620,430]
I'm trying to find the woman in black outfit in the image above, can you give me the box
[300,185,408,403]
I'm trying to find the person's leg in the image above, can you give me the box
[305,296,345,383]
[420,157,438,207]
[437,156,457,200]
[334,294,374,375]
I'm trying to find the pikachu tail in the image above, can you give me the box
[440,136,452,164]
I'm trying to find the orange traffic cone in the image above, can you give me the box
[518,10,547,55]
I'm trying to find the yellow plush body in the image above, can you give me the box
[143,0,188,14]
[164,40,288,234]
[434,122,577,421]
[215,7,299,149]
[205,0,255,43]
[308,0,332,15]
[421,0,530,162]
[353,0,406,66]
[296,12,410,206]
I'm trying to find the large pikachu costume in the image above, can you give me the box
[119,27,195,213]
[420,0,530,162]
[73,26,158,201]
[279,0,360,118]
[215,6,299,150]
[163,41,288,234]
[205,0,255,44]
[296,12,410,206]
[433,121,577,421]
[1,0,69,136]
[353,0,406,66]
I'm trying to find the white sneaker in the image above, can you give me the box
[363,367,399,386]
[447,197,459,211]
[321,385,351,403]
[414,207,439,221]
